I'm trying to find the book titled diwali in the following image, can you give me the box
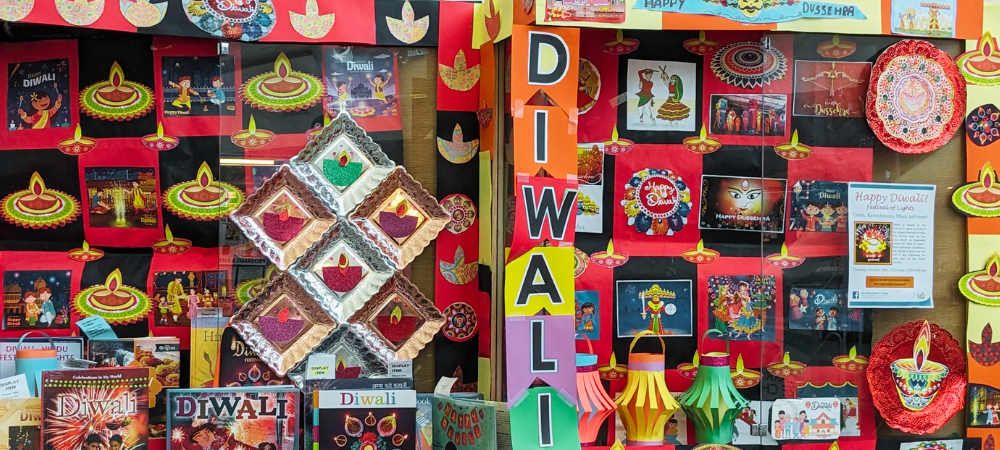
[166,386,299,450]
[41,367,149,450]
[0,398,41,450]
[314,388,416,450]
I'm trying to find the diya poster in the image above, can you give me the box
[324,47,401,132]
[847,182,935,309]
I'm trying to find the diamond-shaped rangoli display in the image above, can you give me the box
[349,272,444,360]
[349,167,449,269]
[290,112,395,215]
[230,272,338,376]
[286,323,391,385]
[231,165,338,270]
[290,221,395,322]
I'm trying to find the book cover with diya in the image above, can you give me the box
[216,327,289,387]
[41,367,149,450]
[314,388,416,450]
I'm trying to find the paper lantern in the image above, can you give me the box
[678,330,749,444]
[576,337,616,445]
[613,331,679,446]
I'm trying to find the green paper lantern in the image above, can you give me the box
[678,330,749,444]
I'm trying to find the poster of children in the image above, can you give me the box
[707,275,776,341]
[797,382,861,437]
[574,290,600,340]
[160,56,237,116]
[1,270,71,330]
[770,398,842,440]
[788,180,849,232]
[625,59,696,132]
[152,271,230,327]
[325,47,401,131]
[6,59,71,131]
[84,167,158,229]
[787,287,863,332]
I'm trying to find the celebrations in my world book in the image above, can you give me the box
[41,367,150,450]
[166,386,299,450]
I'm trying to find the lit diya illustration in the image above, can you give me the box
[1,171,81,229]
[959,252,1000,306]
[289,0,335,39]
[683,31,718,55]
[598,351,628,381]
[241,52,325,112]
[57,125,98,155]
[150,225,192,255]
[79,61,154,121]
[439,245,477,285]
[439,50,481,92]
[765,243,805,268]
[67,240,104,262]
[574,248,589,277]
[832,345,869,372]
[956,32,1000,86]
[231,115,275,149]
[590,239,629,268]
[683,125,722,154]
[953,161,1000,217]
[73,268,151,324]
[773,130,812,160]
[817,34,857,59]
[377,197,422,241]
[969,323,1000,366]
[856,222,889,262]
[306,114,331,141]
[889,321,949,411]
[437,124,479,164]
[322,253,365,294]
[386,0,429,44]
[681,240,720,264]
[603,29,639,55]
[730,354,761,389]
[140,122,179,151]
[162,161,243,221]
[235,265,278,305]
[257,300,306,345]
[676,351,699,379]
[260,201,310,244]
[766,352,807,378]
[602,125,634,155]
[348,272,444,359]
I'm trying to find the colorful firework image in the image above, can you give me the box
[166,387,299,450]
[854,221,891,265]
[708,275,777,341]
[42,368,149,450]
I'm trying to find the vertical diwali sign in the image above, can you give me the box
[505,25,582,450]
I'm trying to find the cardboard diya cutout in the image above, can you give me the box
[621,168,692,236]
[817,34,857,58]
[291,112,396,215]
[67,240,104,262]
[230,272,339,376]
[832,345,869,372]
[969,323,1000,366]
[765,243,806,268]
[289,0,335,40]
[439,50,481,92]
[683,31,718,56]
[679,330,749,444]
[150,225,192,255]
[953,162,1000,217]
[79,62,154,121]
[682,239,720,264]
[231,165,338,271]
[590,239,629,268]
[602,125,634,155]
[866,39,966,154]
[867,320,965,434]
[163,161,243,221]
[683,125,723,155]
[1,171,81,229]
[767,351,807,377]
[476,101,493,128]
[436,124,479,164]
[289,221,395,322]
[141,122,179,151]
[729,354,761,389]
[959,252,1000,305]
[967,104,1000,147]
[57,125,98,155]
[710,41,788,90]
[347,271,445,360]
[286,323,391,385]
[0,0,33,21]
[120,0,168,27]
[773,130,813,160]
[234,264,279,305]
[231,115,275,149]
[55,0,103,26]
[677,351,700,379]
[614,331,680,446]
[73,268,151,324]
[598,351,628,381]
[603,29,639,55]
[439,245,477,285]
[956,32,1000,86]
[349,167,449,269]
[241,52,325,112]
[386,0,429,44]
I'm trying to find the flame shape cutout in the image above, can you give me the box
[28,172,45,196]
[913,320,931,371]
[196,161,213,188]
[395,199,410,218]
[109,62,124,88]
[274,53,291,79]
[74,124,83,141]
[164,225,174,243]
[277,306,290,323]
[390,305,402,324]
[105,268,123,292]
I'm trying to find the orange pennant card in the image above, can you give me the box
[479,43,497,155]
[511,25,579,114]
[513,104,577,178]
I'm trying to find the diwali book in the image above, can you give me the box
[216,327,288,387]
[165,386,299,450]
[313,387,416,450]
[0,398,41,450]
[41,367,149,450]
[432,396,499,450]
[190,308,227,389]
[0,337,83,378]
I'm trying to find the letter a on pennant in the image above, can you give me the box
[504,246,574,317]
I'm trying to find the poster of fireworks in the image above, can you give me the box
[42,368,149,450]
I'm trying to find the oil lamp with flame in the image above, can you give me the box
[957,32,1000,85]
[261,203,307,243]
[378,198,420,240]
[2,171,80,229]
[74,268,151,324]
[681,239,720,264]
[151,225,192,255]
[323,149,364,188]
[231,115,276,148]
[590,239,629,268]
[960,252,1000,306]
[602,125,634,155]
[79,62,154,121]
[765,243,806,268]
[856,224,888,262]
[969,323,1000,366]
[57,125,98,155]
[141,122,179,151]
[832,345,869,372]
[68,240,104,262]
[289,0,336,40]
[683,31,719,55]
[597,351,628,381]
[336,357,363,379]
[953,161,1000,217]
[322,253,364,293]
[890,321,949,411]
[436,124,479,163]
[773,130,813,160]
[386,0,429,44]
[376,304,419,345]
[242,52,325,112]
[258,303,306,344]
[676,351,699,379]
[817,34,857,58]
[767,352,807,377]
[730,354,761,389]
[163,161,243,221]
[683,125,723,154]
[603,29,639,55]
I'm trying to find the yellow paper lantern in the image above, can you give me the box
[613,330,680,445]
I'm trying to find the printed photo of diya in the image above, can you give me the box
[708,275,777,341]
[709,94,786,137]
[151,271,230,327]
[615,280,693,337]
[625,59,696,132]
[160,56,237,116]
[854,222,891,265]
[788,180,849,233]
[787,287,863,332]
[700,176,787,232]
[6,58,71,131]
[968,383,1000,427]
[2,270,71,330]
[84,167,158,229]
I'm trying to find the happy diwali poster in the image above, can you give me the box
[324,47,401,132]
[42,368,149,450]
[6,58,72,132]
